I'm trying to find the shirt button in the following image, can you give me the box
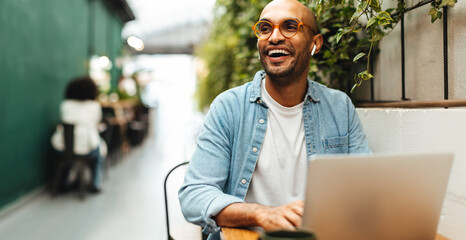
[241,179,247,184]
[252,147,258,152]
[259,119,265,124]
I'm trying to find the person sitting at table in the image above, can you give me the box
[51,76,107,193]
[178,0,371,239]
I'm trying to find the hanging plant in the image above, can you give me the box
[309,0,457,93]
[194,0,457,110]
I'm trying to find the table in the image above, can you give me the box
[100,100,136,159]
[222,227,260,240]
[221,227,449,240]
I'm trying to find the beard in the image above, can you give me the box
[260,51,311,85]
[260,59,295,79]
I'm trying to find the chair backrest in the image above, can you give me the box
[164,161,194,240]
[62,123,75,158]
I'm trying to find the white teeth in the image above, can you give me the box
[268,49,290,56]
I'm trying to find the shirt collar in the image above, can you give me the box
[249,70,320,103]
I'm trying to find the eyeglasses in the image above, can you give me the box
[251,19,312,40]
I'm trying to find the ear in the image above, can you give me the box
[310,34,324,55]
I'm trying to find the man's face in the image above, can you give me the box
[257,0,314,80]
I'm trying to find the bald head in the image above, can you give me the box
[261,0,319,35]
[256,0,324,85]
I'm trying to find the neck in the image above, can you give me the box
[265,73,308,107]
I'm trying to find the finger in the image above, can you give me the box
[283,210,302,227]
[285,201,304,217]
[263,216,295,231]
[277,218,296,231]
[290,204,304,217]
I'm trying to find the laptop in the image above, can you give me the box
[301,153,453,240]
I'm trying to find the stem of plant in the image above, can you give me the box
[367,40,374,72]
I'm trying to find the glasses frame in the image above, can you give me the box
[251,18,314,40]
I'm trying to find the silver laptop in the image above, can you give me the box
[302,153,453,240]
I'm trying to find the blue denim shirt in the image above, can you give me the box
[179,71,370,239]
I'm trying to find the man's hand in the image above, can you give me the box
[214,200,304,231]
[254,200,304,230]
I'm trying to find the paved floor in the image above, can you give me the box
[0,55,204,240]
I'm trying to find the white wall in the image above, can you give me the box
[340,1,466,238]
[357,108,466,239]
[353,3,466,237]
[355,1,466,101]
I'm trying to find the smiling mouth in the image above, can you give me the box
[267,49,291,58]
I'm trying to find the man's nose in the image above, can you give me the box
[268,27,285,44]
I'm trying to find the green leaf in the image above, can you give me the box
[377,11,393,21]
[357,70,374,81]
[366,16,377,29]
[350,10,362,23]
[397,2,406,10]
[369,0,382,12]
[370,29,384,42]
[385,8,395,13]
[428,8,437,20]
[378,18,391,26]
[335,28,344,43]
[438,11,443,19]
[365,72,374,80]
[352,28,362,33]
[335,27,350,44]
[353,52,366,62]
[358,0,369,11]
[315,4,323,17]
[429,8,443,23]
[433,10,442,22]
[339,52,350,60]
[320,27,330,35]
[323,50,332,59]
[376,11,393,26]
[439,0,456,8]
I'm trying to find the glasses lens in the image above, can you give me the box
[280,19,300,38]
[255,21,273,39]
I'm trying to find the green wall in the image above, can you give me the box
[0,0,124,209]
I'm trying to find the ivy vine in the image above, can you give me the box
[194,0,457,110]
[312,0,456,93]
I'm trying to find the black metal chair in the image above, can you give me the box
[51,123,94,199]
[99,120,113,179]
[164,161,189,240]
[165,161,212,240]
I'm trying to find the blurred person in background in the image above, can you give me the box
[51,76,107,193]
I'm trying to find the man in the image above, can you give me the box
[179,0,371,239]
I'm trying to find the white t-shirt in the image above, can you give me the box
[51,100,103,155]
[244,79,308,206]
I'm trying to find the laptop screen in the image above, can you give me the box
[302,153,453,240]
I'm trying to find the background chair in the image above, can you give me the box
[51,123,94,199]
[164,161,207,240]
[99,120,113,179]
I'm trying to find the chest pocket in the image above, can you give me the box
[322,135,349,154]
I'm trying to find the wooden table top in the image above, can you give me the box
[222,227,260,240]
[221,227,449,240]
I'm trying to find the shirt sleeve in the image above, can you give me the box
[346,96,372,154]
[178,98,245,234]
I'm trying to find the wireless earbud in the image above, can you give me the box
[311,44,316,56]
